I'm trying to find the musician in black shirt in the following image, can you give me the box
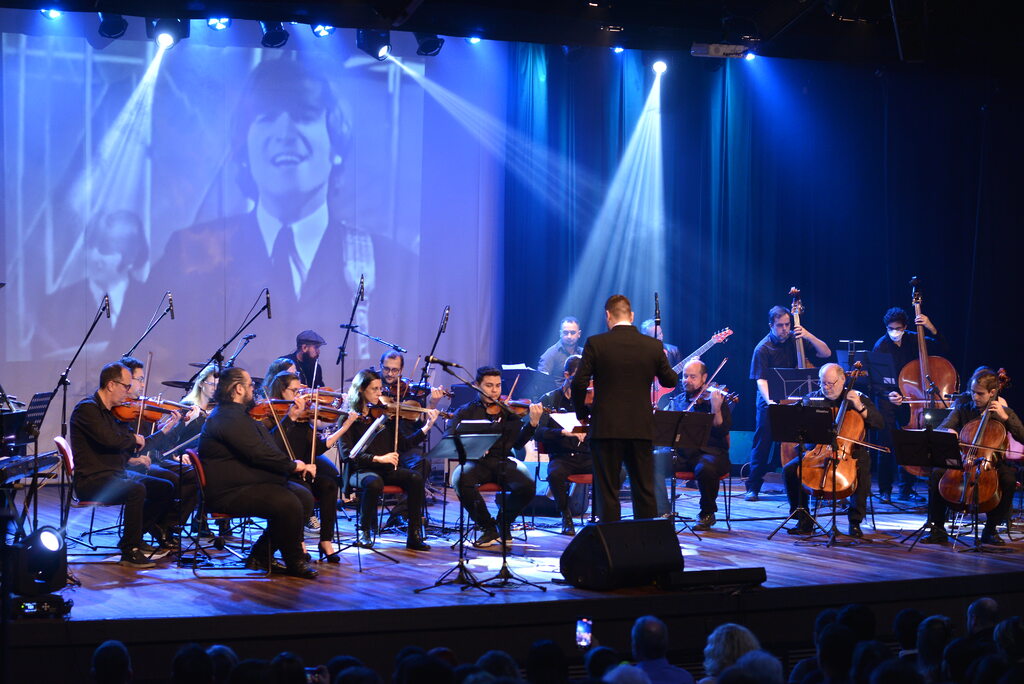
[283,329,326,389]
[69,362,174,568]
[198,367,318,579]
[535,355,591,536]
[923,368,1023,546]
[447,366,543,547]
[783,363,882,538]
[746,305,830,500]
[339,368,437,551]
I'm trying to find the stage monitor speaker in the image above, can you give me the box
[559,519,683,590]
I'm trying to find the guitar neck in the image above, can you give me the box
[672,337,720,373]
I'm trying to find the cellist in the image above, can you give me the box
[783,363,882,538]
[923,368,1022,546]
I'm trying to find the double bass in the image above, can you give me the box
[937,370,1009,514]
[781,287,815,466]
[898,277,959,476]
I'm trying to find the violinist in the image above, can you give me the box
[198,367,319,579]
[264,372,355,559]
[661,360,733,531]
[872,307,948,503]
[69,362,175,568]
[535,355,592,536]
[283,330,326,389]
[447,366,542,547]
[340,369,438,551]
[746,305,831,502]
[119,355,200,543]
[923,368,1023,546]
[783,363,882,537]
[261,357,297,396]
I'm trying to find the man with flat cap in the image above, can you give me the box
[283,330,326,389]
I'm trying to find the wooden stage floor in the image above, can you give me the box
[6,480,1024,682]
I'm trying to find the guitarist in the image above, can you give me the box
[746,305,830,501]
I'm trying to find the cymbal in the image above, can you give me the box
[162,380,191,390]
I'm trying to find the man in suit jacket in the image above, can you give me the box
[572,295,678,522]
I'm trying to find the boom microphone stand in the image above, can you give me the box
[124,291,175,357]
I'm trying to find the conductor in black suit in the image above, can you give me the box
[572,295,678,522]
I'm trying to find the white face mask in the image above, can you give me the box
[888,329,905,343]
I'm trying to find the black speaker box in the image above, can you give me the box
[559,518,683,590]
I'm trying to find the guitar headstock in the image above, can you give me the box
[713,328,733,344]
[788,287,804,316]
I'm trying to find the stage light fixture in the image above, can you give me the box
[312,24,335,38]
[467,36,481,44]
[690,42,750,59]
[652,60,667,74]
[40,9,62,20]
[207,17,231,31]
[357,29,391,61]
[10,526,67,597]
[745,52,756,61]
[260,21,290,48]
[98,13,128,39]
[146,18,189,49]
[612,46,625,54]
[414,32,444,56]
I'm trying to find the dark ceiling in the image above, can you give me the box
[0,0,1017,70]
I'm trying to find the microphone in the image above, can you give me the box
[243,333,257,340]
[104,294,111,319]
[425,355,462,369]
[167,291,175,320]
[358,274,365,302]
[265,289,272,319]
[441,305,450,333]
[654,292,661,329]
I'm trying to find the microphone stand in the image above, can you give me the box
[420,306,450,387]
[49,297,109,530]
[224,336,256,369]
[124,292,174,357]
[195,290,270,377]
[336,274,365,387]
[337,324,407,377]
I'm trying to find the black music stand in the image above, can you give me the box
[415,431,500,596]
[765,404,834,541]
[11,392,54,539]
[767,368,820,403]
[500,367,551,401]
[891,428,963,551]
[653,411,713,539]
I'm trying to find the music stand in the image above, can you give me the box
[839,352,898,395]
[890,429,968,551]
[8,392,55,540]
[765,404,834,540]
[500,367,551,401]
[767,368,820,403]
[653,411,713,539]
[415,432,500,596]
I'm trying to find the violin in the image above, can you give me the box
[685,383,739,410]
[368,401,452,421]
[937,369,1009,514]
[382,379,454,401]
[113,397,189,423]
[484,396,556,416]
[249,398,345,424]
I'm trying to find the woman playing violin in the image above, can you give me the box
[265,371,358,561]
[340,369,438,551]
[923,367,1024,546]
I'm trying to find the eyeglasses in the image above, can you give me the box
[821,379,843,390]
[113,381,132,390]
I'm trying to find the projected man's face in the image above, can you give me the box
[87,216,139,286]
[246,104,332,203]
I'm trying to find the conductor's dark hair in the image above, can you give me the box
[605,295,631,318]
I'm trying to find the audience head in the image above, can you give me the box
[429,648,460,669]
[526,640,567,684]
[994,616,1024,662]
[818,623,857,681]
[968,598,1000,636]
[894,609,926,652]
[269,652,306,684]
[585,647,621,680]
[476,650,519,681]
[334,666,381,684]
[839,603,878,643]
[453,664,485,684]
[326,655,364,682]
[172,643,213,684]
[91,640,132,684]
[943,637,982,684]
[917,615,954,681]
[869,658,924,684]
[730,650,783,684]
[850,641,894,684]
[395,653,454,684]
[206,645,238,684]
[602,663,650,684]
[965,653,1009,684]
[815,608,841,644]
[631,615,671,662]
[703,623,761,676]
[228,659,270,684]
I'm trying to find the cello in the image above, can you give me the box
[898,277,959,476]
[799,365,868,500]
[937,370,1009,514]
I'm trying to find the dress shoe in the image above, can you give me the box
[406,534,431,552]
[981,530,1006,546]
[473,526,502,547]
[744,490,759,502]
[560,514,577,536]
[317,541,341,563]
[356,529,375,549]
[118,547,156,569]
[848,522,864,539]
[694,513,716,532]
[244,554,288,573]
[284,561,319,579]
[920,528,949,545]
[897,490,926,503]
[786,515,813,535]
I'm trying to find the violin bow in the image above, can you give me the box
[685,357,728,411]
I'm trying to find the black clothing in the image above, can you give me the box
[446,400,538,529]
[270,417,340,542]
[340,415,428,535]
[870,330,949,373]
[283,351,325,389]
[538,341,583,385]
[75,471,173,549]
[928,399,1024,531]
[571,325,677,522]
[69,393,139,481]
[536,388,592,516]
[198,401,309,565]
[782,389,883,524]
[666,391,733,516]
[747,332,821,494]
